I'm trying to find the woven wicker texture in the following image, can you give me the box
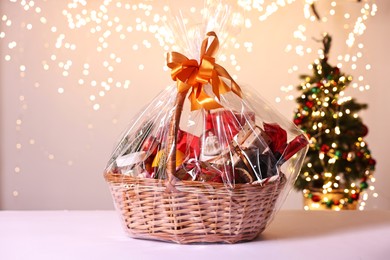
[105,172,286,244]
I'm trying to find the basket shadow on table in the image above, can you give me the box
[256,210,390,241]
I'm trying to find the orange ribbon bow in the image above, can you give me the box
[167,31,242,111]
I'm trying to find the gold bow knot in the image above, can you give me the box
[167,31,242,111]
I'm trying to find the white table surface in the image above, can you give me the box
[1,210,389,260]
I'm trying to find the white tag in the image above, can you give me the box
[116,151,146,167]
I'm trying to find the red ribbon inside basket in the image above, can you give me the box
[177,129,200,159]
[263,123,309,163]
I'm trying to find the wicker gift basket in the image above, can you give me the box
[104,1,308,244]
[104,172,286,244]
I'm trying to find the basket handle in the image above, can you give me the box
[165,89,189,192]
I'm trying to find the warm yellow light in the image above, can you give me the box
[311,203,320,209]
[324,172,332,178]
[323,181,332,189]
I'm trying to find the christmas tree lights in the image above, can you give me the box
[293,34,376,210]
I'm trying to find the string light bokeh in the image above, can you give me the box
[278,0,377,104]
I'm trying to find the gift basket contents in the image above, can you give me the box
[104,0,309,244]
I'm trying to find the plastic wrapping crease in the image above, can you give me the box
[104,0,309,244]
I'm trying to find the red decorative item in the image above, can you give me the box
[305,101,314,108]
[294,117,302,125]
[350,193,359,200]
[263,123,287,156]
[281,134,309,162]
[312,195,321,202]
[360,124,369,137]
[368,158,376,166]
[144,156,155,174]
[177,129,200,159]
[320,144,330,153]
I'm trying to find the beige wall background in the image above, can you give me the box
[1,0,389,210]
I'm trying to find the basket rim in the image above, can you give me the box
[104,171,286,192]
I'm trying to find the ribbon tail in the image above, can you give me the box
[211,71,235,99]
[214,64,242,98]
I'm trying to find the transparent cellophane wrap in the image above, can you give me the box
[104,0,309,244]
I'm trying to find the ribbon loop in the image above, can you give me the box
[167,31,242,110]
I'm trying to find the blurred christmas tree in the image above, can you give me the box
[293,34,376,210]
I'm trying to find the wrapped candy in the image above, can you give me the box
[104,0,308,244]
